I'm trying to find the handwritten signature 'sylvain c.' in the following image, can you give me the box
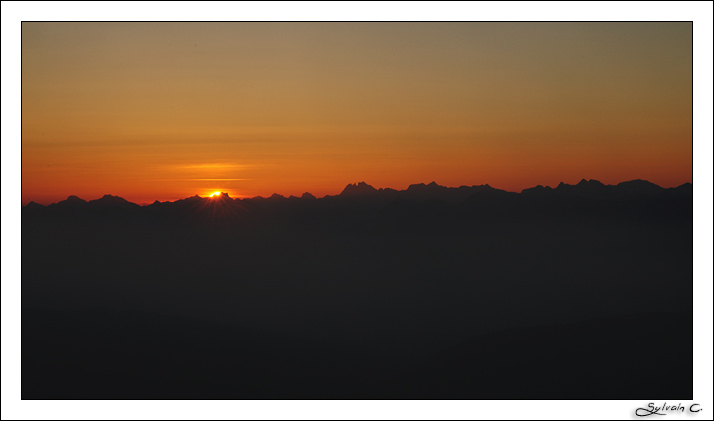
[636,403,701,417]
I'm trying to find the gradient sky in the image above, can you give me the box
[22,22,692,205]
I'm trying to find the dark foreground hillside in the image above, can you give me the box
[22,308,691,399]
[21,180,693,399]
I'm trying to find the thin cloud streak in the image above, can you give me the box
[148,178,251,181]
[173,163,251,170]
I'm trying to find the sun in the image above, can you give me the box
[209,192,222,198]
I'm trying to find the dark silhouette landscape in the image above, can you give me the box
[22,179,693,399]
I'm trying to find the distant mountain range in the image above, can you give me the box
[24,179,692,209]
[22,177,693,399]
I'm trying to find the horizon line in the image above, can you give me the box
[22,178,693,207]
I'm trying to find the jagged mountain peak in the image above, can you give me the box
[407,181,443,191]
[65,195,87,203]
[25,201,45,208]
[577,179,604,186]
[340,182,378,196]
[616,179,664,195]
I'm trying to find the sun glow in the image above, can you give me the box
[209,192,222,198]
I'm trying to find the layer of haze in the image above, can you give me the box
[22,22,692,205]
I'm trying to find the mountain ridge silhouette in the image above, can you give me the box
[24,179,693,208]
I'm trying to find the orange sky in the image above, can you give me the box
[22,22,692,205]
